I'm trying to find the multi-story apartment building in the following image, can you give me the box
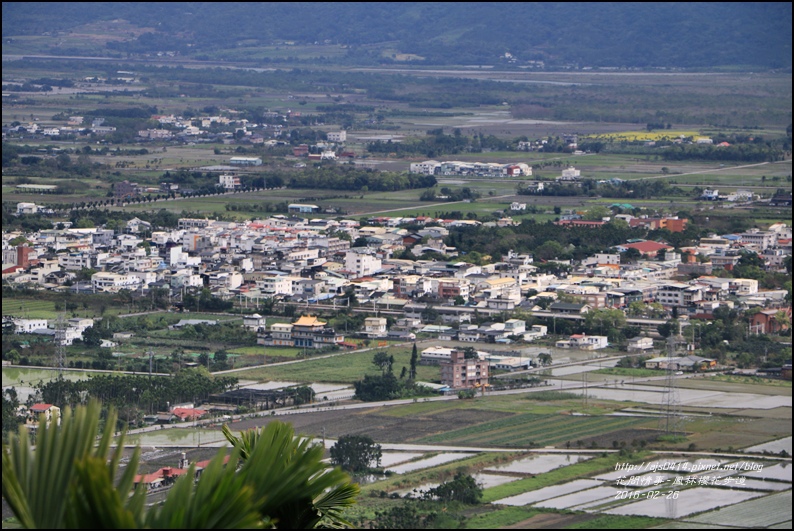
[218,174,241,190]
[255,273,293,296]
[656,282,704,307]
[91,272,141,292]
[409,160,441,175]
[363,317,387,338]
[344,251,382,277]
[738,229,777,251]
[437,278,471,300]
[327,131,347,142]
[440,350,489,389]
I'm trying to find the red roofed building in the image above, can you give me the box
[28,403,60,425]
[195,454,232,470]
[620,240,673,257]
[750,308,791,335]
[134,473,164,491]
[629,218,688,232]
[172,407,208,421]
[133,466,189,491]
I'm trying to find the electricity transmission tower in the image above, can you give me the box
[658,332,683,436]
[53,314,67,376]
[52,313,67,406]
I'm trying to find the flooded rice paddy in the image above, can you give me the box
[570,385,792,409]
[605,487,765,519]
[385,452,476,474]
[744,436,793,454]
[743,463,793,482]
[485,453,593,475]
[377,452,423,467]
[683,490,792,528]
[534,486,620,510]
[124,428,229,447]
[494,478,603,506]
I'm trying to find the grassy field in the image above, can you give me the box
[704,374,793,388]
[1,299,61,319]
[232,345,438,383]
[564,515,669,529]
[462,507,541,529]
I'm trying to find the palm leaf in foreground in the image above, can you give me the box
[223,422,360,528]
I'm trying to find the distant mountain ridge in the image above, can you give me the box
[2,2,791,69]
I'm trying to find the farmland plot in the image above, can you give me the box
[397,473,519,499]
[473,473,522,489]
[493,479,603,506]
[744,436,793,454]
[684,490,792,528]
[572,386,792,410]
[417,412,652,448]
[386,452,476,474]
[720,479,792,491]
[485,454,593,475]
[605,487,765,519]
[534,486,621,510]
[377,452,423,467]
[744,463,793,482]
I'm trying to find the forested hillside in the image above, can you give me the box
[3,2,791,69]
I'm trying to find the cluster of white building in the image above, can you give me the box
[4,206,790,354]
[410,160,532,177]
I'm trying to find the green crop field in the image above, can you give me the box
[416,413,653,448]
[462,507,540,529]
[565,515,668,529]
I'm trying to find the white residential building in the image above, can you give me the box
[409,160,441,175]
[364,317,387,337]
[91,272,141,292]
[218,174,241,189]
[327,131,347,142]
[256,273,293,296]
[557,334,608,350]
[57,252,92,271]
[16,203,38,215]
[14,319,49,334]
[344,251,382,277]
[558,167,581,181]
[738,229,776,251]
[523,324,548,341]
[243,314,267,331]
[656,282,704,307]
